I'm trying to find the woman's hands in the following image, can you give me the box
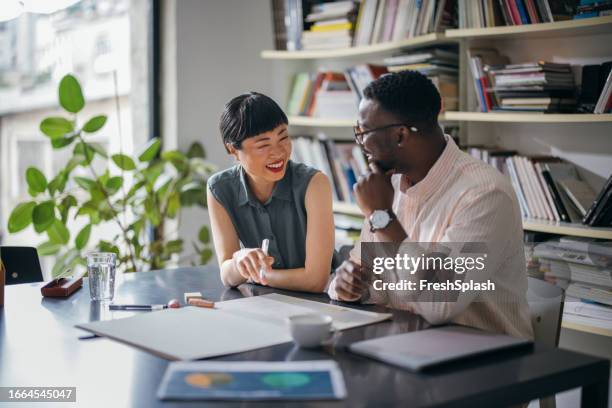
[232,248,274,285]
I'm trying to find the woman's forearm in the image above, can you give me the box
[264,267,329,293]
[220,258,247,287]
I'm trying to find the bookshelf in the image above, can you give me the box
[334,201,612,240]
[446,15,612,40]
[266,6,612,340]
[444,112,612,123]
[261,33,450,60]
[562,321,612,338]
[288,113,450,128]
[288,116,355,128]
[290,113,612,126]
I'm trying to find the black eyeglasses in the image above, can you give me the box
[353,122,418,145]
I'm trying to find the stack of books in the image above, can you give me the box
[457,0,578,28]
[291,136,367,203]
[574,0,612,19]
[353,0,456,46]
[534,237,612,332]
[288,65,388,118]
[488,62,577,112]
[302,1,358,50]
[467,49,578,112]
[383,46,459,111]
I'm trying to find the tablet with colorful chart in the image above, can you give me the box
[157,360,347,401]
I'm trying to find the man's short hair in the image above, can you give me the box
[363,71,441,125]
[219,92,288,149]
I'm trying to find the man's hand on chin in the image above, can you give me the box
[353,162,394,216]
[329,260,367,302]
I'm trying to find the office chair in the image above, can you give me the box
[0,246,44,285]
[527,276,565,408]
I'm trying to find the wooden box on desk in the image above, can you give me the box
[41,276,83,298]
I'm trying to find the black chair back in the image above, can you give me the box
[0,247,44,285]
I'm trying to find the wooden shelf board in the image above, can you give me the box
[446,16,612,39]
[333,201,362,217]
[289,116,355,127]
[444,111,612,123]
[261,33,449,60]
[562,320,612,338]
[289,113,450,128]
[522,219,612,239]
[333,203,612,239]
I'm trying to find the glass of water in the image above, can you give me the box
[87,252,117,302]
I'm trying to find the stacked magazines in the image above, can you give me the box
[535,237,612,332]
[487,61,577,112]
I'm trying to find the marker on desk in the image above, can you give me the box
[260,238,270,281]
[109,304,167,311]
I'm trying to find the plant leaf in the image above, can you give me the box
[26,167,47,193]
[48,172,68,195]
[59,74,84,113]
[187,142,206,159]
[51,135,76,149]
[112,154,136,170]
[38,241,62,256]
[32,201,55,233]
[47,219,70,244]
[138,138,161,162]
[75,224,91,250]
[82,115,107,133]
[105,176,123,194]
[198,226,210,244]
[40,117,73,138]
[200,248,213,265]
[165,239,183,255]
[7,201,36,233]
[74,176,97,191]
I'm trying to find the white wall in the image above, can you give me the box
[168,0,282,257]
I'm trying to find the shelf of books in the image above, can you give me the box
[446,15,612,39]
[522,219,612,239]
[261,33,450,60]
[333,201,612,240]
[444,112,612,123]
[288,114,450,128]
[561,321,612,338]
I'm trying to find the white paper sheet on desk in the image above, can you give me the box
[216,294,392,331]
[75,294,391,360]
[76,307,292,361]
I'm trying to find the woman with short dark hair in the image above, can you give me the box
[207,92,340,292]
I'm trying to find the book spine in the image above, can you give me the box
[506,157,531,218]
[508,0,523,24]
[520,157,549,219]
[515,0,531,23]
[541,168,570,222]
[535,163,561,221]
[588,186,612,226]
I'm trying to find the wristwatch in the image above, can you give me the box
[368,209,396,232]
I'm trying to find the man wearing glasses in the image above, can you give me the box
[327,71,532,339]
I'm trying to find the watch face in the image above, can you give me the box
[371,210,391,229]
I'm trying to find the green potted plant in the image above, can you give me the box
[7,74,214,275]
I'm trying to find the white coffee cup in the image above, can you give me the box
[287,313,334,348]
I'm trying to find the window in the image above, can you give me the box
[0,0,150,277]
